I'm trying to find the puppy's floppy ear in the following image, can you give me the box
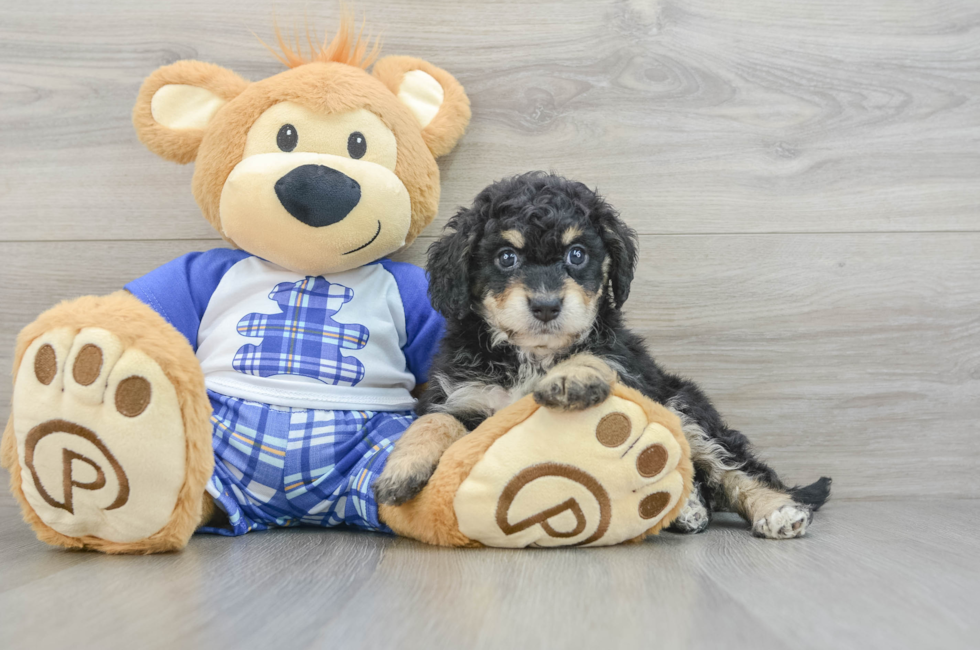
[427,209,478,320]
[133,60,249,164]
[593,200,638,309]
[372,56,471,158]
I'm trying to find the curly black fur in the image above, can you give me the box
[421,172,831,525]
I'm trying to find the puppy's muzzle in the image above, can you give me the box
[528,295,562,323]
[275,164,362,228]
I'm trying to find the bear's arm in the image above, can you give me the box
[125,248,251,351]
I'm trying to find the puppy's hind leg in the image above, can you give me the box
[373,414,468,506]
[669,481,711,534]
[666,396,830,539]
[720,470,816,539]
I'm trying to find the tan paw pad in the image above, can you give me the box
[12,330,187,543]
[454,396,686,548]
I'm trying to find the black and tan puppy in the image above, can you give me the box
[374,172,831,539]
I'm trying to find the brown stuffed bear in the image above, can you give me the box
[2,17,691,553]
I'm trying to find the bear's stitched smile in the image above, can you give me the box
[343,220,382,255]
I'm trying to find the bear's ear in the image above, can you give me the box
[372,56,471,158]
[132,60,249,164]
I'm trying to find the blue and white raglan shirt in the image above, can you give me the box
[125,248,444,535]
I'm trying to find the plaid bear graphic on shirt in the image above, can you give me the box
[233,277,370,386]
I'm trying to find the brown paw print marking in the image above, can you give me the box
[596,411,672,521]
[72,344,103,386]
[595,412,630,447]
[34,344,57,385]
[116,376,152,418]
[639,492,671,520]
[636,444,668,478]
[33,341,152,418]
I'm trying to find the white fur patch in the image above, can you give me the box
[671,489,710,533]
[752,504,812,539]
[433,359,547,418]
[434,378,514,417]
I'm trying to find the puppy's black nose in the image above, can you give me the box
[529,296,562,323]
[275,164,361,228]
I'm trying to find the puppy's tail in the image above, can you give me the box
[789,477,832,511]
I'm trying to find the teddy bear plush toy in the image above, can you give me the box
[1,18,692,552]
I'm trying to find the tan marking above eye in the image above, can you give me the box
[242,102,397,171]
[561,226,583,246]
[501,230,525,248]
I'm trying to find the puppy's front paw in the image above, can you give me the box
[533,370,611,411]
[373,456,437,506]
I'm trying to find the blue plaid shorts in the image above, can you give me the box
[199,391,413,536]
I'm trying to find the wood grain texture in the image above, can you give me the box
[1,0,979,241]
[1,234,977,500]
[1,487,977,650]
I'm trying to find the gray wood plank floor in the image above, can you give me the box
[1,487,977,650]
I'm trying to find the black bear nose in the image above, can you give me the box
[274,164,361,228]
[529,295,562,323]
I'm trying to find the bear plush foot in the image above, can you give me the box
[454,393,690,547]
[12,328,187,547]
[379,384,693,548]
[1,293,214,553]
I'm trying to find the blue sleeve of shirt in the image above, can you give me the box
[125,248,250,351]
[379,259,446,385]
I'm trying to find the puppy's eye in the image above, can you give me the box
[496,248,519,270]
[565,245,588,268]
[347,132,367,159]
[277,124,298,152]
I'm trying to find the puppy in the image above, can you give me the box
[374,172,831,539]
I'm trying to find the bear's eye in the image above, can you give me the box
[277,124,298,152]
[496,248,520,270]
[347,132,367,159]
[565,245,588,268]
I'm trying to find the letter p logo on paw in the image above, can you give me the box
[13,329,190,544]
[24,420,130,515]
[495,463,612,546]
[454,395,689,548]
